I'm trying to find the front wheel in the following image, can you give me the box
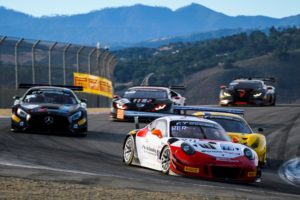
[161,146,171,174]
[123,136,135,165]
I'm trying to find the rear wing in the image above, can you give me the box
[234,77,276,83]
[19,84,83,91]
[173,106,244,116]
[116,105,244,121]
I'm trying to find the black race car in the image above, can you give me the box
[111,86,185,120]
[219,78,276,106]
[11,85,88,136]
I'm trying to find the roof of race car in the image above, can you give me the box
[27,86,73,92]
[232,79,264,84]
[158,115,222,126]
[193,111,243,119]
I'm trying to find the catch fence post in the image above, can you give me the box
[32,40,40,84]
[15,38,24,89]
[48,42,58,85]
[63,44,71,85]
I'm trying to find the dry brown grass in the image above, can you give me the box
[0,177,241,200]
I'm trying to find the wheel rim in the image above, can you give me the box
[161,148,170,172]
[124,137,134,163]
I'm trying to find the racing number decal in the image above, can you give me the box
[117,109,125,119]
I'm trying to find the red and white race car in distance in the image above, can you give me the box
[123,115,261,183]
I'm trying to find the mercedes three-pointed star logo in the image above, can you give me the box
[44,116,54,125]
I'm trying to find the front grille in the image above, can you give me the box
[211,166,241,179]
[28,114,70,132]
[233,89,253,101]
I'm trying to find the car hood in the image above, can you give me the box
[20,103,80,114]
[171,138,252,159]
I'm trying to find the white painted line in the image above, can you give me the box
[0,160,299,198]
[0,161,120,178]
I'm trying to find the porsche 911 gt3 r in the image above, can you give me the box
[11,85,88,136]
[123,115,260,183]
[193,112,267,166]
[219,77,276,106]
[111,86,185,120]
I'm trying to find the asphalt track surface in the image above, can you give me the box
[0,105,300,199]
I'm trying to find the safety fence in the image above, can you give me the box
[0,36,118,108]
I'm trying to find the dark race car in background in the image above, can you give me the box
[111,86,185,120]
[219,78,276,106]
[11,85,88,136]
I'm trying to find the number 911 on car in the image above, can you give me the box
[123,115,261,183]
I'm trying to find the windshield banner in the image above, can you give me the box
[73,72,113,98]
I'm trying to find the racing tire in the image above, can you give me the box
[78,132,87,137]
[270,95,276,106]
[161,146,171,174]
[123,136,135,165]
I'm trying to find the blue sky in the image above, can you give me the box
[0,0,300,18]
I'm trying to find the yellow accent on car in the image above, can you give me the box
[129,130,138,135]
[193,111,267,166]
[11,114,21,123]
[78,118,86,126]
[184,166,199,173]
[248,171,257,177]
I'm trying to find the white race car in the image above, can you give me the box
[123,115,261,182]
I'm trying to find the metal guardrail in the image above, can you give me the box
[0,36,118,108]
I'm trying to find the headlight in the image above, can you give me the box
[223,91,231,97]
[253,92,262,98]
[17,108,29,118]
[154,104,166,111]
[244,148,255,160]
[181,143,195,155]
[71,111,82,121]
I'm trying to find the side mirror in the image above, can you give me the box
[258,128,264,133]
[220,85,226,89]
[80,98,87,103]
[13,96,20,100]
[232,136,239,143]
[152,129,162,138]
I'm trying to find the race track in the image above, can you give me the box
[0,106,300,199]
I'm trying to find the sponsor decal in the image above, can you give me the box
[74,72,113,98]
[142,145,157,155]
[117,109,125,119]
[238,89,246,98]
[216,157,239,163]
[184,166,199,173]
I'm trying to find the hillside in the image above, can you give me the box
[113,27,300,104]
[185,50,300,104]
[1,4,300,47]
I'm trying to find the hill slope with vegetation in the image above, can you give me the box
[113,27,300,104]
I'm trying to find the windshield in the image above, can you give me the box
[230,81,262,89]
[208,117,252,134]
[23,89,78,105]
[123,89,167,99]
[170,121,231,141]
